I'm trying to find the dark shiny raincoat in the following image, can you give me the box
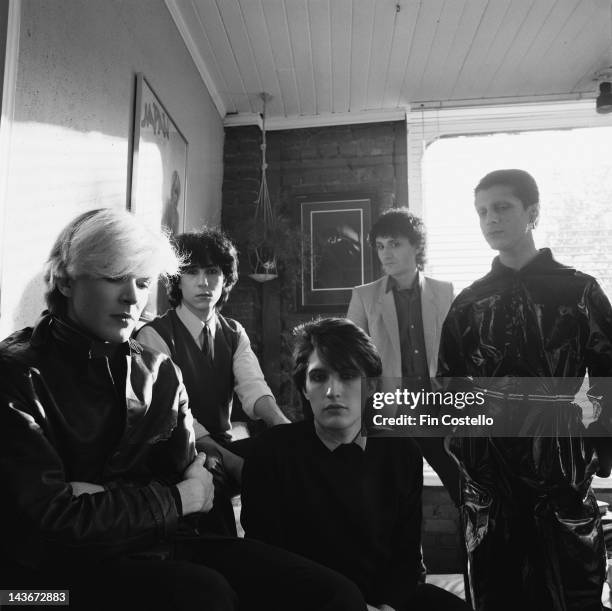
[438,249,612,611]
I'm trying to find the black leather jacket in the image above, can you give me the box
[438,249,612,610]
[0,314,195,570]
[439,248,612,477]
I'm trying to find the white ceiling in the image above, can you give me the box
[166,0,612,128]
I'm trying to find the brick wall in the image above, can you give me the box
[422,486,463,573]
[222,121,407,417]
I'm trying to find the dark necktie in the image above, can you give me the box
[201,324,213,361]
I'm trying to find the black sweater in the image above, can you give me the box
[241,421,424,609]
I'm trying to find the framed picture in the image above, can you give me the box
[128,73,188,236]
[127,73,188,318]
[299,196,373,310]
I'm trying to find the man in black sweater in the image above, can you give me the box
[241,318,469,611]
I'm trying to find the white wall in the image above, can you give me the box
[0,0,224,338]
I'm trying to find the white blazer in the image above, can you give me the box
[346,273,453,378]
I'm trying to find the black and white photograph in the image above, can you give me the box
[300,196,373,309]
[1,1,612,610]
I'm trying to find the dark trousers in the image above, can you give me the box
[415,436,461,506]
[202,435,256,536]
[414,436,472,608]
[6,536,367,611]
[405,583,472,611]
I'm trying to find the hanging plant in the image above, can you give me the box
[245,92,276,282]
[233,213,304,283]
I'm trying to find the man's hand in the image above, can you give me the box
[253,395,290,427]
[196,435,244,493]
[367,605,396,611]
[222,451,244,488]
[177,452,215,515]
[69,481,105,496]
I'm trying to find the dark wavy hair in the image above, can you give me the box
[475,169,539,209]
[168,229,239,308]
[368,207,426,270]
[292,318,382,417]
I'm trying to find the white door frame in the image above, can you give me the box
[0,0,21,319]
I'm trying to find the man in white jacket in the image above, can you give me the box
[347,207,459,504]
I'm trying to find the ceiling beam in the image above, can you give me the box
[224,107,407,130]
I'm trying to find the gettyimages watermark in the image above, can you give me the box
[360,377,612,438]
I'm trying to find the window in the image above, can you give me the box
[407,101,612,296]
[422,127,612,296]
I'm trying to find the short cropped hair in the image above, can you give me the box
[292,318,382,414]
[474,169,539,209]
[368,208,426,270]
[168,229,239,308]
[44,208,181,315]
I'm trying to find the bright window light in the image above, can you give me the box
[423,127,612,299]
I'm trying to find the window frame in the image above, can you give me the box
[406,100,612,218]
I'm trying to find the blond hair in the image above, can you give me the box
[44,208,182,313]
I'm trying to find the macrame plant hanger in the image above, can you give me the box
[249,92,278,282]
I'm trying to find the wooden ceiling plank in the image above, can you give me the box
[400,0,446,103]
[451,0,515,100]
[382,0,420,108]
[540,0,602,63]
[348,0,374,112]
[546,7,610,94]
[486,0,556,98]
[180,0,610,121]
[217,0,263,113]
[285,0,317,116]
[537,0,608,94]
[237,0,285,117]
[331,0,352,113]
[415,0,488,103]
[510,0,583,94]
[193,0,248,112]
[475,0,539,99]
[308,0,332,115]
[366,1,400,110]
[572,46,611,93]
[420,0,468,102]
[261,0,300,116]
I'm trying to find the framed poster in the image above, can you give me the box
[128,73,187,236]
[299,196,373,310]
[127,73,188,318]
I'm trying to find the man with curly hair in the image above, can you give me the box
[346,208,459,504]
[137,229,288,491]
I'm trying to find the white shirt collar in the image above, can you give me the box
[315,427,367,452]
[176,304,217,345]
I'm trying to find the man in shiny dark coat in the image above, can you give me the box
[438,169,612,611]
[0,209,368,611]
